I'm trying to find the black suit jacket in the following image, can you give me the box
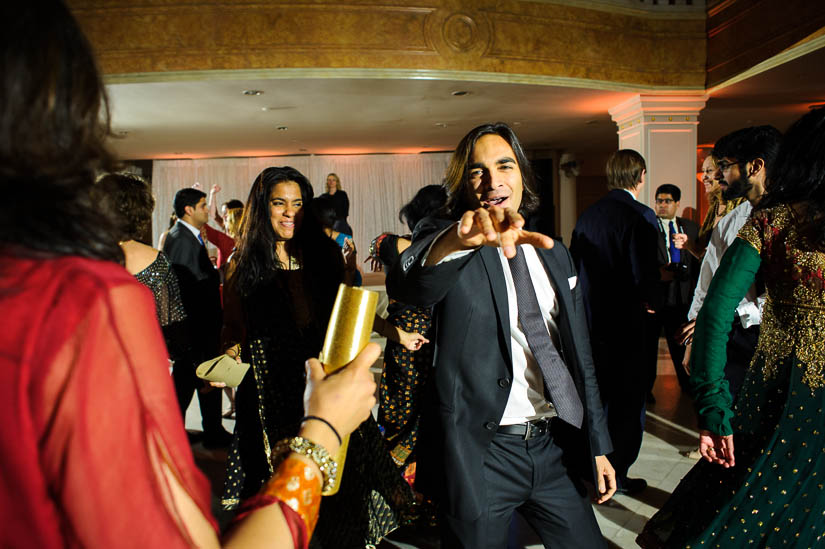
[162,222,222,359]
[570,190,661,341]
[387,218,612,521]
[655,216,700,307]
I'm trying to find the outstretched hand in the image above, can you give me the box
[457,205,553,258]
[699,430,735,468]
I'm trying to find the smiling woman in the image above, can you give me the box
[221,166,413,548]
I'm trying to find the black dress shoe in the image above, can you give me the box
[616,477,648,495]
[202,428,234,449]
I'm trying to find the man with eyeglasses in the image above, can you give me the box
[677,125,781,401]
[644,184,699,397]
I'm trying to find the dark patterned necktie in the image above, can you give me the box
[508,247,584,428]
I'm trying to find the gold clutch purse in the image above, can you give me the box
[196,354,250,387]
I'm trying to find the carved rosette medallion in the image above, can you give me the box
[426,8,491,59]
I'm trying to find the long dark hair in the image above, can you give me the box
[231,166,338,295]
[756,107,825,249]
[0,1,121,261]
[444,122,538,219]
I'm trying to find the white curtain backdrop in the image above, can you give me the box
[151,153,452,260]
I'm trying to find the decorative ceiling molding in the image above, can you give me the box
[103,67,706,93]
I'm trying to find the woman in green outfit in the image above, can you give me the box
[639,107,825,547]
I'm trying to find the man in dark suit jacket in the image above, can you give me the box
[163,187,230,448]
[388,123,615,548]
[569,149,660,495]
[646,183,699,395]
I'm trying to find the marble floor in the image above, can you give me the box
[185,338,700,548]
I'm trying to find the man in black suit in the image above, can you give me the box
[645,183,699,395]
[388,123,615,548]
[569,149,660,495]
[163,188,231,448]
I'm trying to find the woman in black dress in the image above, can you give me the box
[221,166,412,548]
[370,185,447,469]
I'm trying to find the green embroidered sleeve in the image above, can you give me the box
[690,237,762,435]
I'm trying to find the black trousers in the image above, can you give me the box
[441,423,606,549]
[172,358,223,435]
[644,304,691,394]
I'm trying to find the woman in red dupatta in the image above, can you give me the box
[0,2,377,548]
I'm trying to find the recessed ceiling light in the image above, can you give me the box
[276,126,288,131]
[435,122,448,128]
[451,90,469,96]
[243,89,264,96]
[512,122,522,126]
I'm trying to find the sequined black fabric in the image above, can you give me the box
[134,252,190,362]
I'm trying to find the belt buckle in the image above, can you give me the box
[523,422,534,441]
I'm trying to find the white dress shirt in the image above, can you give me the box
[687,201,763,328]
[496,245,560,424]
[423,233,560,425]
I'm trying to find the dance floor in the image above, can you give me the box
[185,337,699,548]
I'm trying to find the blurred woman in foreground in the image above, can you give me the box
[0,2,376,548]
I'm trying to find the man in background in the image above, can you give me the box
[570,149,660,495]
[644,184,699,396]
[163,187,231,448]
[680,125,781,401]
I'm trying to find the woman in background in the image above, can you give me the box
[221,166,413,548]
[639,107,825,547]
[319,172,353,235]
[369,185,446,474]
[94,173,192,367]
[0,2,377,548]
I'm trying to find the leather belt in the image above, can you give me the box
[497,417,553,440]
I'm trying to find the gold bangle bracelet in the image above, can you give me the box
[270,437,338,493]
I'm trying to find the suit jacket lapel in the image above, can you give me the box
[536,248,574,320]
[479,247,512,365]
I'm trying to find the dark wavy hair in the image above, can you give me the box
[712,125,782,181]
[756,107,825,249]
[231,166,340,296]
[399,184,448,232]
[0,0,121,261]
[93,173,155,243]
[444,122,538,219]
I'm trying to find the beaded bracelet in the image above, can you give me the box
[271,437,338,493]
